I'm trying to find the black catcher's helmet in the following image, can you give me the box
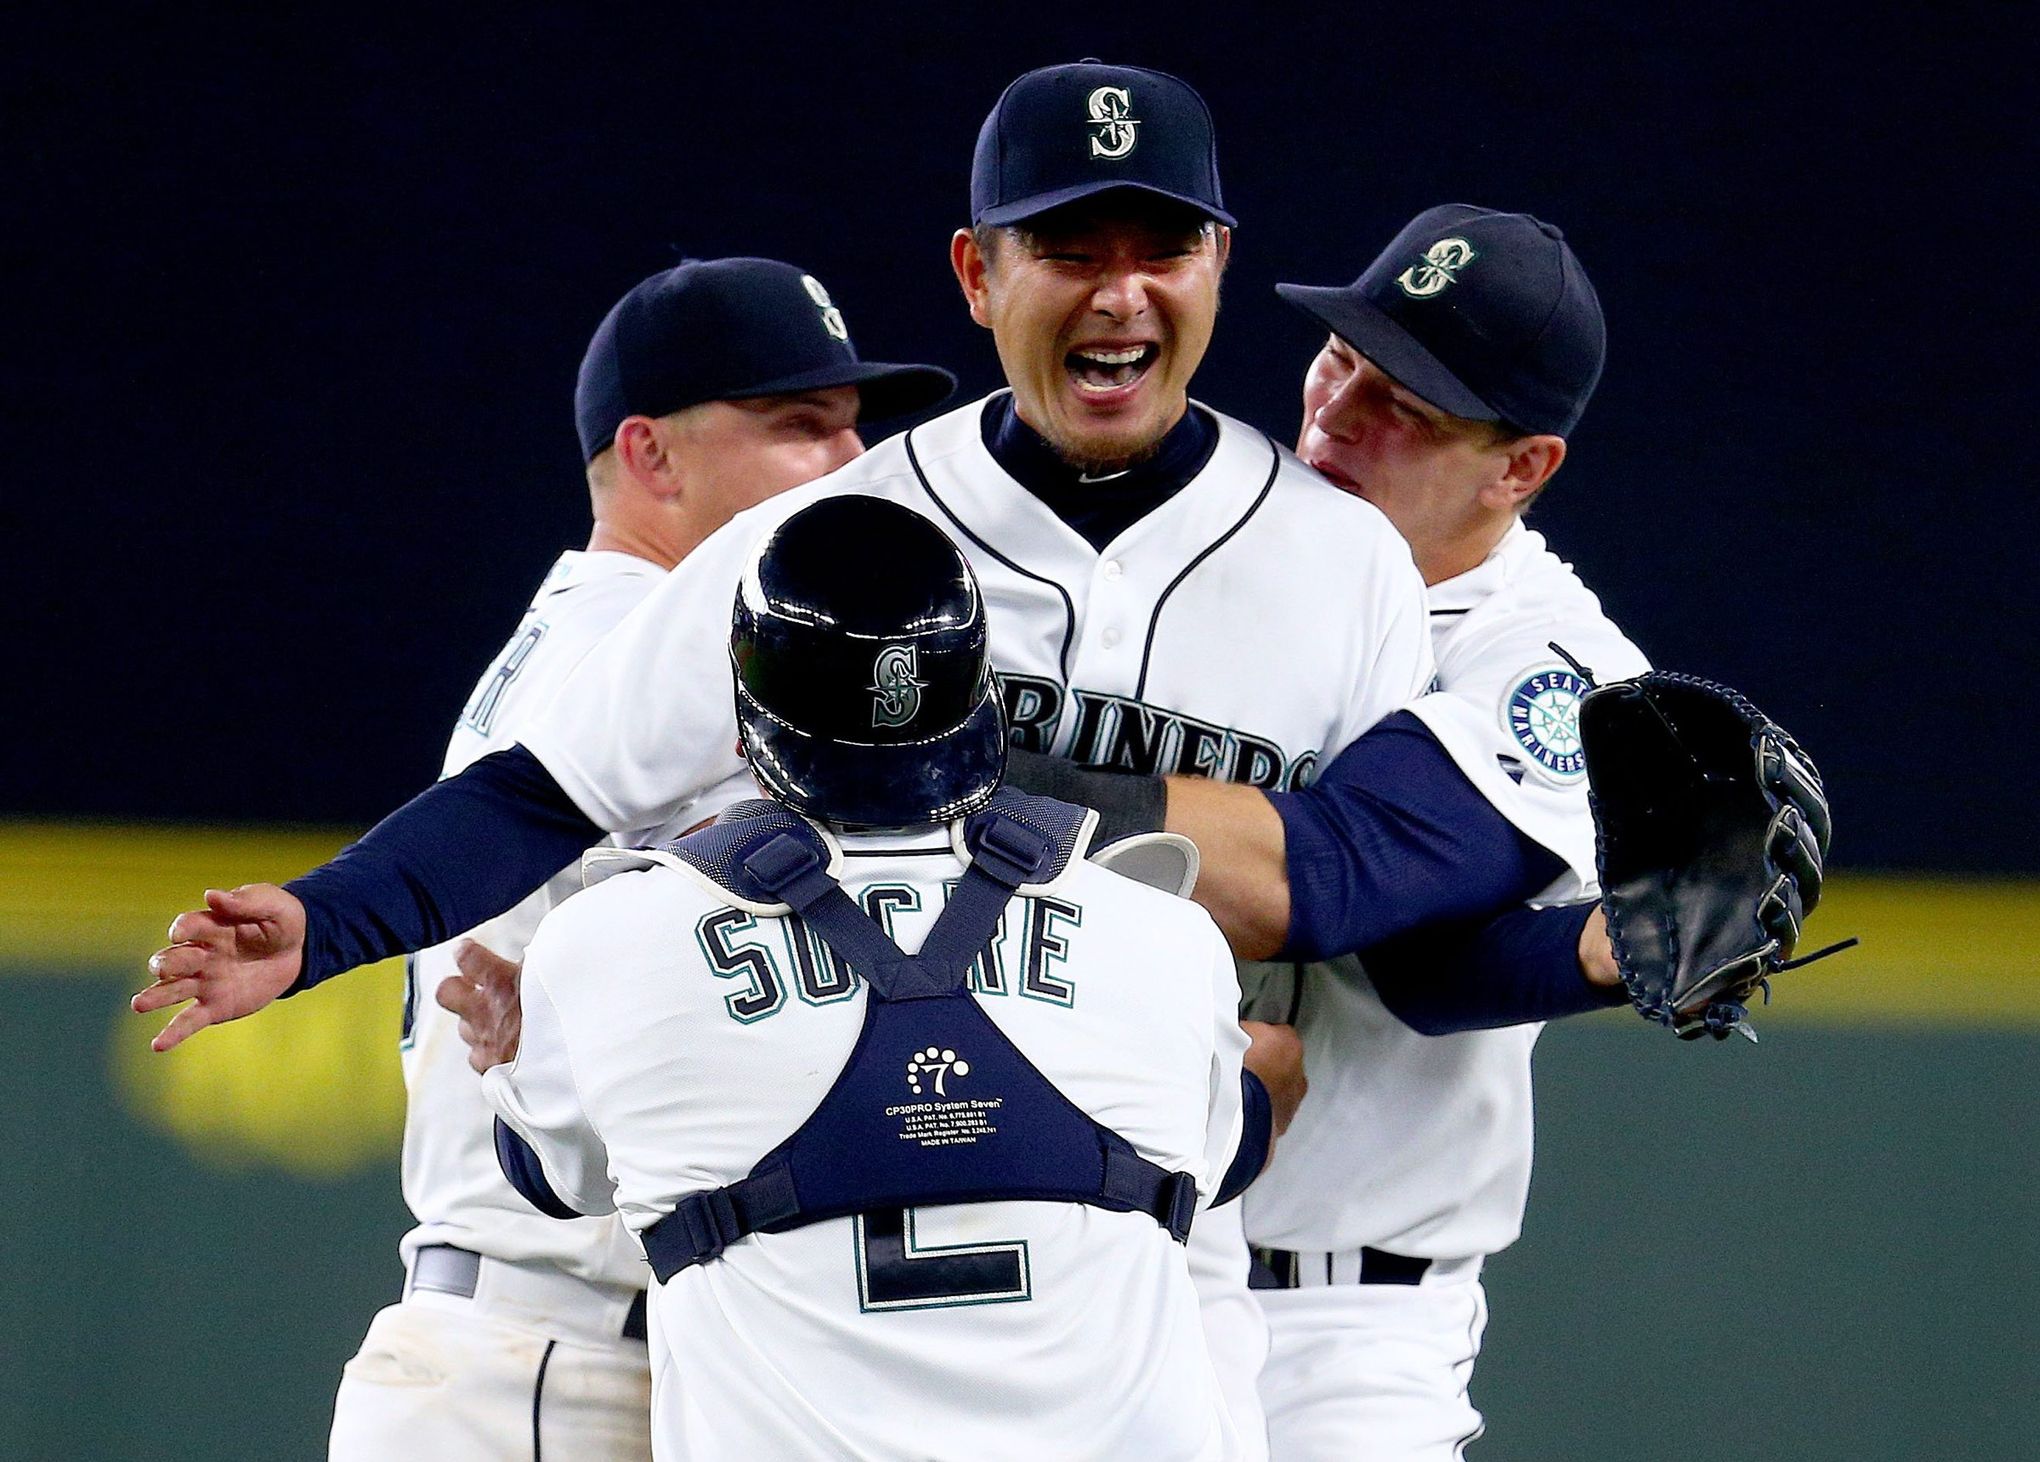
[731,496,1007,826]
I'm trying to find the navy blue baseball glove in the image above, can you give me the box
[1580,672,1846,1041]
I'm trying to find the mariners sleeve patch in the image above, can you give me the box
[1501,666,1590,783]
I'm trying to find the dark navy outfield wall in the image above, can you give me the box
[8,7,2031,870]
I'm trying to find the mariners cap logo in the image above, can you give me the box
[1503,666,1590,783]
[1086,85,1139,160]
[800,273,850,342]
[1397,237,1478,299]
[869,643,925,728]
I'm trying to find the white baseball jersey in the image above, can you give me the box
[515,392,1428,1457]
[486,818,1251,1460]
[399,548,751,1287]
[1245,518,1649,1259]
[521,393,1434,835]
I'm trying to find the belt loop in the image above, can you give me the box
[1248,1243,1435,1289]
[409,1246,648,1341]
[1358,1246,1432,1286]
[409,1244,482,1299]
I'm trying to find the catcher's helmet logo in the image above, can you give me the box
[800,273,850,342]
[869,644,925,728]
[1086,86,1139,159]
[1504,667,1589,782]
[1397,237,1478,299]
[905,1044,971,1097]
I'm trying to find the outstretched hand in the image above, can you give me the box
[134,884,307,1051]
[438,939,523,1074]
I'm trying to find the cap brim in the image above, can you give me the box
[978,180,1236,230]
[740,694,1007,827]
[724,360,958,424]
[1275,282,1499,422]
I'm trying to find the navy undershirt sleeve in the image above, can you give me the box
[493,1117,585,1219]
[1269,710,1627,1031]
[1363,902,1627,1034]
[1270,711,1565,962]
[1214,1070,1272,1206]
[283,745,604,994]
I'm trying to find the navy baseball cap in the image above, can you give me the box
[574,258,957,461]
[970,61,1235,228]
[1277,205,1605,437]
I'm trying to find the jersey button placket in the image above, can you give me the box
[1093,559,1128,654]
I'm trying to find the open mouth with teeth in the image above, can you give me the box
[1067,343,1159,395]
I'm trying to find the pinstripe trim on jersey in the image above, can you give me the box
[531,1337,558,1461]
[903,426,1079,686]
[1133,434,1281,701]
[1449,1284,1487,1458]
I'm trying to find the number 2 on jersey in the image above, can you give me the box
[853,1207,1030,1312]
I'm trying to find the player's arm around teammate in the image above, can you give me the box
[1010,208,1646,1019]
[1012,208,1803,1462]
[1170,212,1644,1021]
[134,59,1435,1046]
[133,66,1474,1462]
[1239,209,1649,1462]
[479,496,1265,1459]
[133,262,950,1053]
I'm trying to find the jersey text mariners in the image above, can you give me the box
[521,392,1432,834]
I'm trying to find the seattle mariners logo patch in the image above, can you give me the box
[869,644,925,728]
[1503,666,1589,782]
[1086,85,1139,159]
[800,273,849,342]
[1397,237,1478,298]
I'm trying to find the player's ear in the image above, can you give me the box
[1485,434,1566,511]
[1211,224,1232,273]
[951,228,994,328]
[614,415,685,499]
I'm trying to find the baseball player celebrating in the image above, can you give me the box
[485,495,1266,1459]
[328,258,953,1461]
[142,60,1441,1452]
[1243,209,1644,1459]
[137,64,1760,1454]
[1008,207,1655,1456]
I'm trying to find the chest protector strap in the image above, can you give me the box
[641,798,1199,1284]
